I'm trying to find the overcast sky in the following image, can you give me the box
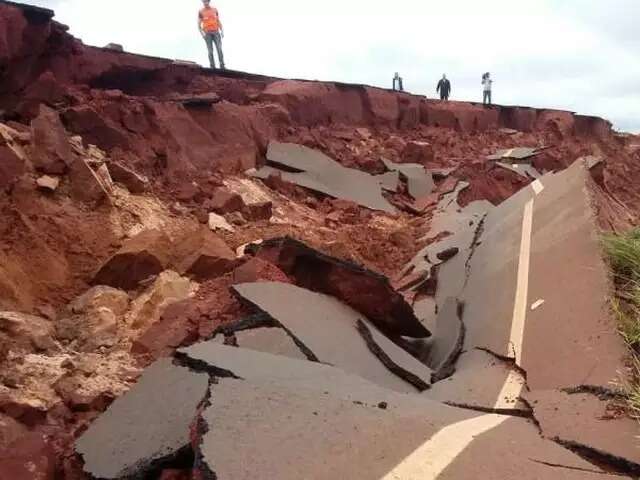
[22,0,640,132]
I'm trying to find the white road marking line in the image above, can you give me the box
[494,369,526,410]
[382,414,508,479]
[509,198,535,365]
[531,179,544,195]
[384,197,538,477]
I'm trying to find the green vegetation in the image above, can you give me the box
[602,228,640,417]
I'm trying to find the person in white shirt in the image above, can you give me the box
[482,72,493,105]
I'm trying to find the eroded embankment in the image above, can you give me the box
[0,1,639,479]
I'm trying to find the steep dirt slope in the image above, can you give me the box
[0,1,638,479]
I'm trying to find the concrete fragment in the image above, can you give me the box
[495,161,541,179]
[524,389,640,470]
[486,147,539,162]
[234,327,308,360]
[194,376,603,480]
[425,349,526,411]
[426,297,465,381]
[382,157,435,199]
[375,170,400,192]
[233,282,432,392]
[75,359,209,480]
[35,175,59,191]
[250,237,429,338]
[256,142,396,213]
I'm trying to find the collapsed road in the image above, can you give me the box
[1,1,640,479]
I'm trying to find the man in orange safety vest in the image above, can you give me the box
[198,0,225,69]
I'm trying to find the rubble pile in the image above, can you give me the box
[0,2,639,479]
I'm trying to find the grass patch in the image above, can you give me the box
[602,228,640,417]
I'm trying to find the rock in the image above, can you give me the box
[104,43,124,51]
[401,141,434,167]
[92,230,172,290]
[53,373,115,412]
[0,413,28,449]
[125,270,195,335]
[55,307,119,351]
[62,106,128,152]
[130,300,199,361]
[30,104,74,174]
[0,433,55,480]
[0,145,26,191]
[35,175,59,191]
[243,201,273,221]
[177,229,237,281]
[108,161,148,193]
[356,127,372,139]
[68,286,129,317]
[0,312,58,360]
[208,213,236,232]
[384,135,407,153]
[68,157,108,203]
[206,187,246,214]
[232,257,290,285]
[174,182,202,202]
[15,71,66,118]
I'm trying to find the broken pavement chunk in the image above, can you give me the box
[254,142,396,213]
[234,327,308,360]
[249,237,429,338]
[524,389,640,475]
[382,158,435,199]
[425,297,465,381]
[75,358,209,480]
[486,147,539,162]
[232,282,432,392]
[495,161,541,180]
[375,170,400,193]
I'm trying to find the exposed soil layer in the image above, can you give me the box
[0,2,639,479]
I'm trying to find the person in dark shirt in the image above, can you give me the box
[393,72,404,92]
[436,74,451,101]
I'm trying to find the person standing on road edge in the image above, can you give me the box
[437,74,451,101]
[199,0,225,69]
[393,72,404,92]
[482,72,493,105]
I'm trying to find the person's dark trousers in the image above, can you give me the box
[483,91,492,105]
[204,31,225,69]
[440,93,449,101]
